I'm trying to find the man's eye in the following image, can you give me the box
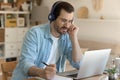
[62,19,67,22]
[69,20,73,23]
[70,20,73,23]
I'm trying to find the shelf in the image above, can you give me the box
[75,18,120,22]
[0,10,30,59]
[0,11,30,14]
[0,11,30,28]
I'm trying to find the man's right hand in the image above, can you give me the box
[28,64,56,80]
[42,64,56,80]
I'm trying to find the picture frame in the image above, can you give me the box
[18,17,25,27]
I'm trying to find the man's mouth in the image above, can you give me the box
[61,27,68,32]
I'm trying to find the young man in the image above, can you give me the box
[12,1,83,80]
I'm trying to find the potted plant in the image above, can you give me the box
[105,67,117,80]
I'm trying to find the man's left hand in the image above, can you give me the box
[68,24,79,40]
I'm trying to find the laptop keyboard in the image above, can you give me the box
[57,69,78,76]
[67,73,78,77]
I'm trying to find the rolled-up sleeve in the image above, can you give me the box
[65,39,81,69]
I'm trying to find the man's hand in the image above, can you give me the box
[68,24,79,40]
[43,64,56,80]
[28,64,56,80]
[67,24,82,62]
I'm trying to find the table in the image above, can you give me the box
[27,74,107,80]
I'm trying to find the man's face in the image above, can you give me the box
[54,9,74,35]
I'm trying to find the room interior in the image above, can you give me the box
[30,0,120,55]
[39,0,120,71]
[0,0,120,80]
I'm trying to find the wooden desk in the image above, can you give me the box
[80,75,105,80]
[27,78,36,80]
[27,75,106,80]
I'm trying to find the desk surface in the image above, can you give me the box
[27,74,107,80]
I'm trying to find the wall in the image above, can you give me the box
[42,0,120,44]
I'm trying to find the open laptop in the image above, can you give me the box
[58,49,111,79]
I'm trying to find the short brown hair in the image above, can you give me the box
[48,1,74,21]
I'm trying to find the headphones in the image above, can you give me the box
[48,1,63,21]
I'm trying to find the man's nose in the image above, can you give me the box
[64,22,71,27]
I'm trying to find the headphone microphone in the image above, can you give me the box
[48,1,63,21]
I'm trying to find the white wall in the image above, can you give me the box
[42,0,120,43]
[75,19,120,43]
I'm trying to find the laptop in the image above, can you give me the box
[58,49,111,79]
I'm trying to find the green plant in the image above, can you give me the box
[105,67,117,75]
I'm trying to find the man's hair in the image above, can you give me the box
[48,1,74,21]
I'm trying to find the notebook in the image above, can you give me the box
[35,75,73,80]
[58,49,111,79]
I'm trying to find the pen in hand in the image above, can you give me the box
[42,62,57,72]
[42,62,48,66]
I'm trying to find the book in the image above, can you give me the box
[52,75,73,80]
[5,14,17,27]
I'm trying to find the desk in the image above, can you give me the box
[27,75,106,80]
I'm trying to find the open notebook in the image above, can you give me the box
[35,75,72,80]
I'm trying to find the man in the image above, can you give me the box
[12,1,83,80]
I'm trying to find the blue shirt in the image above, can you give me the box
[12,23,80,80]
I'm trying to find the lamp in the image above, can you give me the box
[31,6,49,25]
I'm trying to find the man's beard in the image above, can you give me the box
[54,25,68,35]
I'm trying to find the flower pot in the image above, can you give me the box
[109,74,116,80]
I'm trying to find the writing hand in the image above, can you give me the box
[43,64,56,80]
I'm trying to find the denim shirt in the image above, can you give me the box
[11,23,80,80]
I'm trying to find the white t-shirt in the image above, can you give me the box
[47,34,59,64]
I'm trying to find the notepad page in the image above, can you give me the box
[35,75,73,80]
[52,75,73,80]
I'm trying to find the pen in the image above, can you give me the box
[42,62,48,66]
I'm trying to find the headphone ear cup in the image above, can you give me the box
[48,13,55,21]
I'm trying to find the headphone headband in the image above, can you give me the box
[48,1,63,21]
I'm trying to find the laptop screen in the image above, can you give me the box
[77,49,111,79]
